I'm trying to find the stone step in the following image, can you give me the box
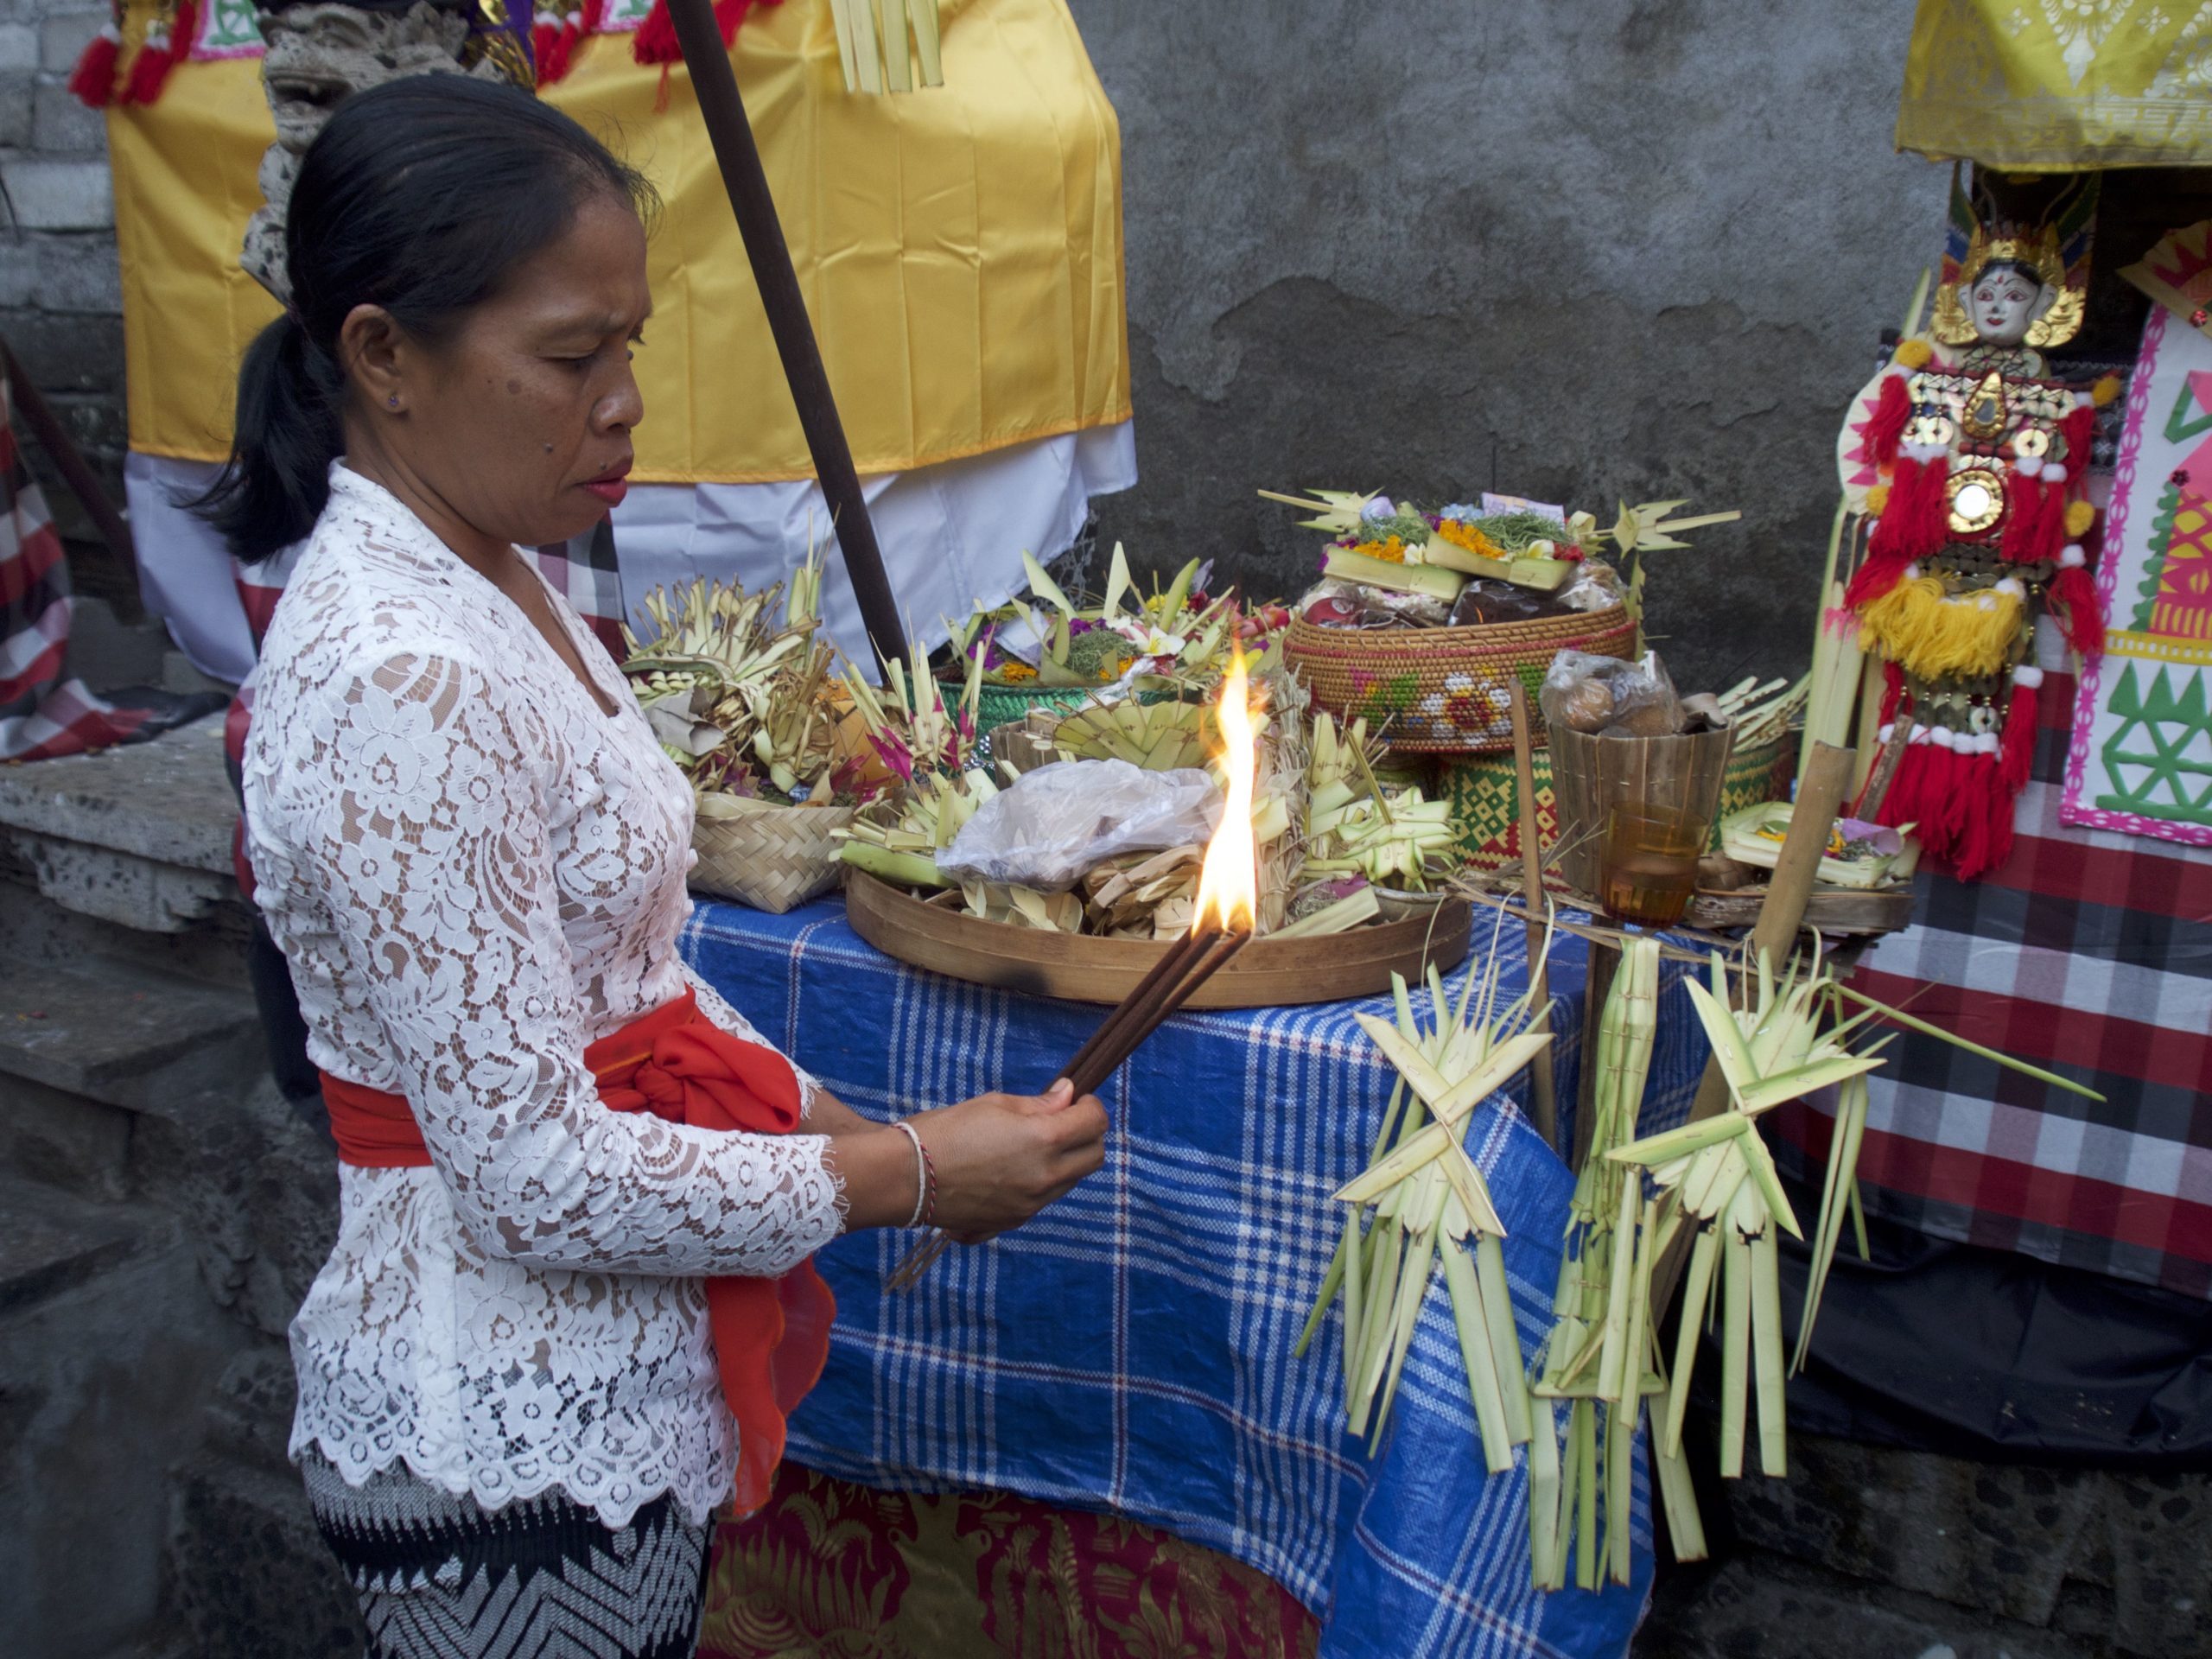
[0,715,239,933]
[1637,1551,2103,1659]
[0,957,262,1116]
[0,1169,149,1318]
[169,1454,364,1659]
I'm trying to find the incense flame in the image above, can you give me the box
[1192,645,1259,934]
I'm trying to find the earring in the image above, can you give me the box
[386,395,399,409]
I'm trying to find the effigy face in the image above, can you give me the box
[243,0,488,302]
[1967,264,2054,349]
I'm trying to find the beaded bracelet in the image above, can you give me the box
[893,1121,936,1229]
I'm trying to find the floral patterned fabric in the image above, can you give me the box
[700,1463,1319,1659]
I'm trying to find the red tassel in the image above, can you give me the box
[582,0,604,29]
[633,0,763,66]
[1877,741,1929,836]
[2048,562,2102,656]
[1865,452,1950,574]
[2001,473,2066,566]
[120,1,193,105]
[1999,677,2038,795]
[1866,372,1911,470]
[2056,404,2095,486]
[632,0,681,61]
[713,0,753,43]
[1948,752,2015,880]
[67,22,122,108]
[532,11,562,78]
[1878,661,1907,726]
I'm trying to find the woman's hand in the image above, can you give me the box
[826,1082,1107,1241]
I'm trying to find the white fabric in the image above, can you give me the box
[128,422,1138,683]
[243,465,845,1529]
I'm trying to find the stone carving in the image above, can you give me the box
[243,1,502,304]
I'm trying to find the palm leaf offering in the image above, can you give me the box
[827,0,944,94]
[1298,912,1555,1476]
[620,546,849,810]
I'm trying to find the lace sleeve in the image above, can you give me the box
[303,647,844,1278]
[677,962,836,1126]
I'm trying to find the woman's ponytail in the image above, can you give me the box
[195,310,346,564]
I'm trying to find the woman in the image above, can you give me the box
[206,76,1109,1658]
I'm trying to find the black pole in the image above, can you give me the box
[663,0,909,676]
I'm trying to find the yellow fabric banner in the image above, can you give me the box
[106,0,1130,484]
[1897,0,2212,171]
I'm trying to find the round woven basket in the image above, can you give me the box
[1282,606,1637,755]
[690,798,856,914]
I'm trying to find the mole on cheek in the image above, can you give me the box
[506,378,522,395]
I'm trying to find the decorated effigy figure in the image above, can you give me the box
[1836,176,2119,877]
[242,0,532,303]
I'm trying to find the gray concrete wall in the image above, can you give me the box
[4,0,1946,694]
[1071,0,1948,692]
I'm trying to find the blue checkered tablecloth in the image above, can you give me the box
[682,897,1707,1659]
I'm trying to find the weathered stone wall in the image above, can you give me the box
[11,0,1943,690]
[1,0,126,556]
[1068,0,1947,690]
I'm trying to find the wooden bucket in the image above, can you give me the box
[1548,723,1736,896]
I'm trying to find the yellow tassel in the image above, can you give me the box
[1864,483,1891,517]
[1892,338,1933,370]
[1859,575,2024,680]
[2090,374,2121,408]
[2064,499,2095,537]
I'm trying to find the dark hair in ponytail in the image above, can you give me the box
[197,75,655,563]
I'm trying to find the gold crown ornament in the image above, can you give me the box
[1929,171,2097,352]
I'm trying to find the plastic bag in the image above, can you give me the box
[1555,560,1626,613]
[1297,578,1452,631]
[939,759,1223,891]
[1540,649,1683,738]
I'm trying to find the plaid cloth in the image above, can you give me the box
[1775,653,2212,1300]
[1,369,213,761]
[682,898,1709,1659]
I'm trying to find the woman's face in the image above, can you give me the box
[1969,265,2049,348]
[375,189,651,551]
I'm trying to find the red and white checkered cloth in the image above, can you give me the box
[1775,656,2212,1299]
[2,371,197,762]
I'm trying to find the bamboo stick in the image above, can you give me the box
[1508,680,1560,1151]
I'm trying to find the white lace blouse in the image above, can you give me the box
[243,465,846,1529]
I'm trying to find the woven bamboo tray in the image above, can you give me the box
[846,871,1472,1007]
[1282,605,1637,755]
[690,799,855,914]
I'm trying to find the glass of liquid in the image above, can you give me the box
[1598,804,1705,927]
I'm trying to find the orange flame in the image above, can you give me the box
[1192,645,1258,935]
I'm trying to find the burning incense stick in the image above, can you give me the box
[887,650,1265,1292]
[885,923,1251,1290]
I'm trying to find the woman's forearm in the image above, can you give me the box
[824,1122,923,1232]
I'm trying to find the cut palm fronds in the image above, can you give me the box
[1527,936,1661,1587]
[1308,920,1555,1475]
[828,0,943,93]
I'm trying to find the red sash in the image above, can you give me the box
[319,988,836,1516]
